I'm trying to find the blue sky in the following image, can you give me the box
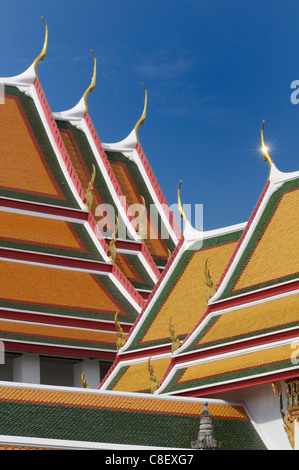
[1,0,299,231]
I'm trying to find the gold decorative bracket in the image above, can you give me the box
[147,357,160,394]
[33,17,48,76]
[272,380,297,449]
[84,163,96,211]
[108,215,118,263]
[204,259,216,303]
[136,195,147,240]
[83,50,97,113]
[134,83,147,143]
[168,317,180,353]
[81,371,89,389]
[115,311,126,351]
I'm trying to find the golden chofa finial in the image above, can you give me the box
[178,180,187,231]
[33,17,48,75]
[83,50,97,113]
[115,311,126,352]
[134,83,147,143]
[261,120,273,178]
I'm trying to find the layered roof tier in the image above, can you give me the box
[101,146,299,400]
[100,220,246,391]
[0,382,267,450]
[0,26,152,359]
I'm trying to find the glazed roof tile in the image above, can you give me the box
[0,384,266,450]
[159,340,299,396]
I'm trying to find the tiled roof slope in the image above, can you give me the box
[180,290,299,355]
[100,222,245,391]
[0,86,81,209]
[211,165,299,302]
[120,223,244,354]
[103,148,178,269]
[158,339,299,397]
[102,119,182,271]
[0,383,267,450]
[156,164,299,397]
[0,54,146,357]
[54,114,159,294]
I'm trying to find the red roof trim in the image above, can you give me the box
[0,308,132,333]
[84,113,160,279]
[34,79,110,258]
[175,367,299,397]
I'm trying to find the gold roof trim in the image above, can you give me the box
[83,50,97,113]
[33,17,48,76]
[134,83,147,143]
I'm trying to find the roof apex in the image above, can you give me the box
[52,97,86,128]
[269,162,299,185]
[0,63,36,90]
[102,128,138,155]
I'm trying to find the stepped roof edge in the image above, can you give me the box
[52,103,160,283]
[122,220,247,351]
[102,135,182,247]
[99,220,246,391]
[0,64,146,312]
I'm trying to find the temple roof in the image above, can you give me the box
[0,27,150,357]
[100,221,245,391]
[0,382,267,450]
[153,163,299,396]
[101,84,182,270]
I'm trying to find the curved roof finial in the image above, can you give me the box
[134,83,147,143]
[33,17,48,75]
[83,50,97,112]
[261,120,273,177]
[178,180,187,231]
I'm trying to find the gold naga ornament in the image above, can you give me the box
[81,371,89,389]
[272,381,296,449]
[33,17,48,76]
[83,50,97,114]
[204,259,216,303]
[147,357,160,394]
[168,317,180,353]
[84,164,96,211]
[136,196,147,241]
[114,311,126,352]
[108,215,118,263]
[261,120,273,180]
[134,83,147,144]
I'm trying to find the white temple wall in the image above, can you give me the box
[214,382,291,450]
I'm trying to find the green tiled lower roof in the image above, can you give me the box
[0,389,266,450]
